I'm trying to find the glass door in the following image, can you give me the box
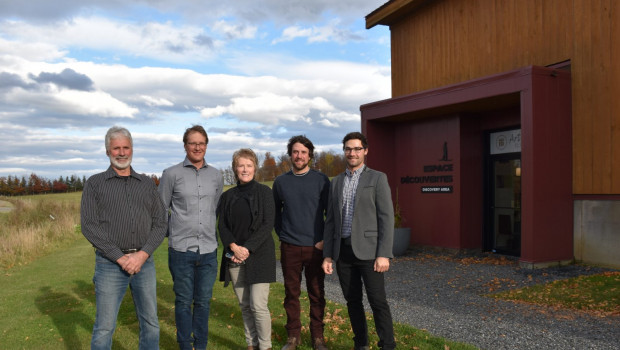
[488,156,521,256]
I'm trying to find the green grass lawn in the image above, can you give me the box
[489,271,620,317]
[0,237,477,350]
[2,191,618,349]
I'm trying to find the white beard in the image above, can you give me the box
[109,155,132,170]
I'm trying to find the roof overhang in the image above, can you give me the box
[366,0,436,29]
[361,66,568,122]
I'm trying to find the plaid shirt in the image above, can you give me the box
[341,165,364,239]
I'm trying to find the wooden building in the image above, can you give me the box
[361,0,619,267]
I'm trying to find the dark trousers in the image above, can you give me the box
[280,241,326,339]
[336,244,395,350]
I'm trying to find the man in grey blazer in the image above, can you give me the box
[322,132,396,350]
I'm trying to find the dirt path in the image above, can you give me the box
[0,200,14,213]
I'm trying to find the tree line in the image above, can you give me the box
[0,150,348,195]
[221,150,347,184]
[0,174,88,196]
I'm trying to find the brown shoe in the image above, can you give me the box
[281,337,300,350]
[312,338,328,350]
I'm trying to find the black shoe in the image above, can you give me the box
[312,338,328,350]
[281,337,300,350]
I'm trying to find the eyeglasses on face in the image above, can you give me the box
[344,147,365,153]
[187,142,207,148]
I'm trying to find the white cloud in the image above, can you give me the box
[140,95,174,107]
[54,90,139,117]
[212,20,257,40]
[272,19,364,44]
[0,56,389,174]
[0,0,391,178]
[272,19,365,44]
[0,0,387,25]
[1,16,223,64]
[0,37,67,62]
[0,156,94,166]
[201,93,333,124]
[272,26,314,44]
[318,110,360,127]
[1,79,138,118]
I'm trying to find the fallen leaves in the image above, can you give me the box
[324,308,352,336]
[397,252,516,266]
[484,277,520,292]
[489,271,620,318]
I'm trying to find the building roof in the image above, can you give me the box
[366,0,437,29]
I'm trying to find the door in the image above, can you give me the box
[486,155,521,256]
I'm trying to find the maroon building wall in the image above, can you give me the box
[362,66,573,266]
[393,116,461,248]
[519,73,573,264]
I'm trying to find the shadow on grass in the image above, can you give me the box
[207,289,250,348]
[112,280,177,349]
[35,285,93,350]
[73,279,130,350]
[37,278,177,349]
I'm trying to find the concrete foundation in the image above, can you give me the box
[574,200,620,268]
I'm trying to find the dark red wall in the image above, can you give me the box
[394,116,461,248]
[367,110,522,250]
[362,67,573,265]
[519,73,573,264]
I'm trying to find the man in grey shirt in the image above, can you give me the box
[158,125,224,350]
[81,126,167,350]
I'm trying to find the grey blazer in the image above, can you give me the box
[323,166,394,261]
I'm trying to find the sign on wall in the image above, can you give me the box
[400,141,455,194]
[490,129,521,155]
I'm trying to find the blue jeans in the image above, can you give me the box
[168,248,218,350]
[91,251,159,350]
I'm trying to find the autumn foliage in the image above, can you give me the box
[0,174,86,196]
[222,150,347,184]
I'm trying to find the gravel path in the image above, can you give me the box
[276,248,620,350]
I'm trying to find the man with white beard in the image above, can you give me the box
[81,126,167,350]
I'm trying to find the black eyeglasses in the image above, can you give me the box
[344,147,365,153]
[187,142,207,148]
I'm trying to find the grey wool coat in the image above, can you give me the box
[323,166,395,262]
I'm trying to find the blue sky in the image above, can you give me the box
[0,0,391,179]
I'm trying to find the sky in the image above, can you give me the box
[0,0,391,179]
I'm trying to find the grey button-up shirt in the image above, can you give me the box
[158,157,223,253]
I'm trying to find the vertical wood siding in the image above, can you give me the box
[387,0,618,194]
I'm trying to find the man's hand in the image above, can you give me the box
[117,255,129,269]
[374,257,390,273]
[117,251,149,275]
[314,240,324,250]
[322,257,333,275]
